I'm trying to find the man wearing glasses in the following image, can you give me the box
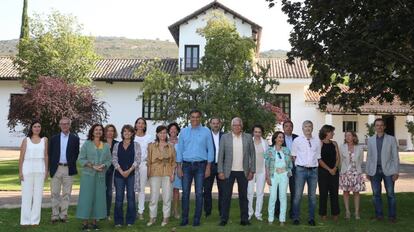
[217,117,256,226]
[291,120,321,226]
[176,109,215,227]
[49,117,80,223]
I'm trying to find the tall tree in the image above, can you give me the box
[8,76,108,139]
[15,11,99,86]
[19,0,29,54]
[267,0,414,110]
[140,12,281,133]
[19,0,29,39]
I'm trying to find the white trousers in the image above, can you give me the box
[149,176,172,218]
[137,162,148,214]
[247,172,266,218]
[20,173,44,225]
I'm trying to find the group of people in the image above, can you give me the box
[18,110,400,229]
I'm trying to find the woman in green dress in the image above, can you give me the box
[76,124,112,231]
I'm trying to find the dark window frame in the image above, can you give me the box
[142,93,167,120]
[342,121,358,132]
[184,45,200,71]
[273,94,291,119]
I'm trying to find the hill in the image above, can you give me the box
[0,37,287,59]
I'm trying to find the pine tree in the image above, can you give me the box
[19,0,29,54]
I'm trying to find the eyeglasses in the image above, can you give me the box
[277,152,282,159]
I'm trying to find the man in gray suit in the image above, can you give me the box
[366,118,399,223]
[217,117,255,226]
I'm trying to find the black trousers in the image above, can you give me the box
[318,169,340,216]
[221,171,249,223]
[275,164,296,218]
[203,163,224,216]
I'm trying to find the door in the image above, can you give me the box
[382,115,395,136]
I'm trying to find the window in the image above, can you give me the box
[343,121,358,132]
[142,94,167,120]
[184,45,199,71]
[9,93,24,108]
[272,94,291,118]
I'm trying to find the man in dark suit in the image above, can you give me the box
[203,117,224,217]
[218,117,255,226]
[275,120,298,219]
[49,117,80,223]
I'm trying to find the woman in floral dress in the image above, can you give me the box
[339,131,366,220]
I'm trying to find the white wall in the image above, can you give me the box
[93,81,159,140]
[395,116,413,150]
[178,8,254,68]
[0,81,159,147]
[275,83,326,137]
[0,81,25,147]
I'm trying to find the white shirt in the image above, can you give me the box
[135,133,154,163]
[285,134,293,150]
[59,132,69,164]
[291,135,321,168]
[212,131,220,163]
[231,133,244,171]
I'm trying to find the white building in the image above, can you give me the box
[0,1,413,149]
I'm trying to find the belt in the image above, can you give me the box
[58,163,68,166]
[297,165,317,170]
[183,160,207,165]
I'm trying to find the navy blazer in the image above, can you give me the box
[49,133,80,177]
[282,133,298,147]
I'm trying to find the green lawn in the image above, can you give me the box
[0,194,412,232]
[400,155,414,164]
[0,160,80,191]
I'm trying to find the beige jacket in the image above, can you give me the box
[147,142,176,177]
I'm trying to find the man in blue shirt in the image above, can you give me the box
[177,109,214,226]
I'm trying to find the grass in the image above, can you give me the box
[0,194,413,232]
[400,155,414,164]
[0,160,80,191]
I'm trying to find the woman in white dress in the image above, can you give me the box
[247,125,268,221]
[134,117,154,220]
[19,121,48,226]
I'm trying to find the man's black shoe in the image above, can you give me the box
[219,221,227,226]
[293,220,300,225]
[240,221,251,226]
[308,219,316,226]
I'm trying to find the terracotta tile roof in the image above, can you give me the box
[0,57,310,81]
[0,57,20,80]
[168,1,262,54]
[305,87,414,114]
[256,58,310,79]
[91,58,178,81]
[0,57,178,81]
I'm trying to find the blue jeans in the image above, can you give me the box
[114,175,136,225]
[370,166,396,219]
[181,161,206,225]
[293,166,318,221]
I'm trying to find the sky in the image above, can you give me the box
[0,0,292,51]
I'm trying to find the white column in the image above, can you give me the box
[368,114,376,124]
[325,113,333,125]
[407,115,414,150]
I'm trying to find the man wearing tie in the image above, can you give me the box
[49,117,80,223]
[203,117,224,217]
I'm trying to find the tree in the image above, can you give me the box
[19,0,29,39]
[140,12,281,133]
[267,0,414,110]
[8,76,108,138]
[15,11,99,85]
